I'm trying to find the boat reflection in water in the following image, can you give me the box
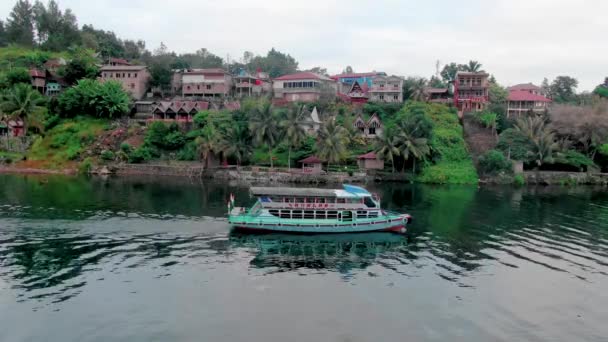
[229,230,410,272]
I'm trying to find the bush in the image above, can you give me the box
[4,67,31,87]
[120,142,132,153]
[417,161,478,184]
[78,157,93,174]
[553,150,596,171]
[478,149,512,175]
[44,114,61,130]
[177,142,198,161]
[128,146,155,163]
[100,150,115,161]
[145,121,169,147]
[163,131,186,150]
[497,128,534,162]
[514,174,525,186]
[57,79,130,118]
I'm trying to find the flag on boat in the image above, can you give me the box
[230,193,235,206]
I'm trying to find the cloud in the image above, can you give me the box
[1,0,605,90]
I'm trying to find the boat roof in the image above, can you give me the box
[251,185,372,198]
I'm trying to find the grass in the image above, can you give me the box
[415,103,478,184]
[24,117,109,169]
[0,46,67,72]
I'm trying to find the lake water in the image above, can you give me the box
[0,174,607,342]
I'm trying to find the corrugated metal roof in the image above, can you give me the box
[251,187,337,197]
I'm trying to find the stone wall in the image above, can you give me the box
[0,136,33,153]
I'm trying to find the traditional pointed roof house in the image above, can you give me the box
[345,81,369,104]
[353,113,382,138]
[299,106,322,134]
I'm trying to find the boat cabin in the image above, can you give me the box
[249,185,382,221]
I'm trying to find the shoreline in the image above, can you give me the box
[1,164,608,186]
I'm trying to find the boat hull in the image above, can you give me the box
[230,217,408,234]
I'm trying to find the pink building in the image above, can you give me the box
[178,69,233,98]
[299,156,324,174]
[273,72,337,103]
[100,65,150,100]
[507,86,551,118]
[454,71,489,113]
[369,75,403,103]
[234,70,272,97]
[357,152,384,170]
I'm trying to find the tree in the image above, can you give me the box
[344,66,354,74]
[396,121,430,172]
[280,105,307,170]
[549,76,578,103]
[249,101,281,168]
[5,0,35,47]
[57,79,130,118]
[61,53,100,85]
[488,81,508,119]
[513,115,557,167]
[549,101,608,158]
[440,63,462,83]
[195,124,219,168]
[248,48,298,78]
[541,77,551,97]
[4,67,31,87]
[428,75,446,88]
[0,83,46,134]
[219,125,252,167]
[123,39,146,60]
[374,131,400,173]
[176,48,223,69]
[402,77,427,101]
[463,60,483,72]
[0,20,7,47]
[81,24,125,59]
[316,119,349,169]
[304,66,328,76]
[148,42,173,96]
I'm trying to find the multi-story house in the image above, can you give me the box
[454,71,489,112]
[331,72,385,91]
[100,64,150,100]
[272,72,337,103]
[178,68,233,98]
[369,75,403,103]
[506,83,551,118]
[234,70,272,97]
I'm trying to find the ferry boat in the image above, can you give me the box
[228,185,411,233]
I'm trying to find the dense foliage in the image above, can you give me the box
[57,79,130,118]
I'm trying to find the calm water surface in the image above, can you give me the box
[0,175,607,341]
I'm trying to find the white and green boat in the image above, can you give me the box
[228,185,411,234]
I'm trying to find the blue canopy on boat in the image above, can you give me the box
[342,184,371,196]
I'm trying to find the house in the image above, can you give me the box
[43,58,66,72]
[45,82,62,96]
[338,81,370,104]
[234,69,272,97]
[99,64,150,100]
[369,75,403,103]
[107,57,131,66]
[508,83,547,97]
[150,100,210,122]
[506,87,551,118]
[425,87,451,104]
[299,156,323,174]
[357,152,384,170]
[0,118,25,137]
[353,113,383,138]
[299,106,322,134]
[273,72,337,103]
[454,71,489,113]
[331,72,385,89]
[178,68,233,98]
[29,69,46,94]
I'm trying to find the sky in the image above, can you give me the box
[1,0,606,91]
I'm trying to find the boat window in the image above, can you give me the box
[269,209,280,217]
[317,197,326,203]
[292,210,303,219]
[315,211,326,219]
[284,197,294,203]
[304,210,314,219]
[295,197,305,203]
[364,197,377,208]
[357,210,367,218]
[280,210,291,219]
[337,198,346,204]
[368,211,379,218]
[327,211,338,219]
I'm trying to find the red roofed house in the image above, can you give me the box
[178,68,233,98]
[299,155,323,174]
[357,152,384,170]
[151,100,209,122]
[506,84,551,118]
[100,64,150,100]
[108,57,131,66]
[507,83,547,97]
[273,72,337,103]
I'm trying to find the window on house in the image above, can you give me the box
[197,85,200,90]
[130,83,135,89]
[187,86,191,90]
[368,127,376,135]
[379,95,385,100]
[134,73,137,78]
[393,95,399,100]
[128,73,131,78]
[122,73,125,77]
[206,84,212,90]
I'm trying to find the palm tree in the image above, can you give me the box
[396,125,430,173]
[195,124,219,168]
[219,125,252,168]
[514,115,557,168]
[374,132,400,173]
[464,60,483,72]
[403,77,428,101]
[249,101,280,168]
[317,119,349,170]
[280,105,307,170]
[0,83,46,134]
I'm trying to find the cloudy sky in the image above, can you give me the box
[2,0,606,90]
